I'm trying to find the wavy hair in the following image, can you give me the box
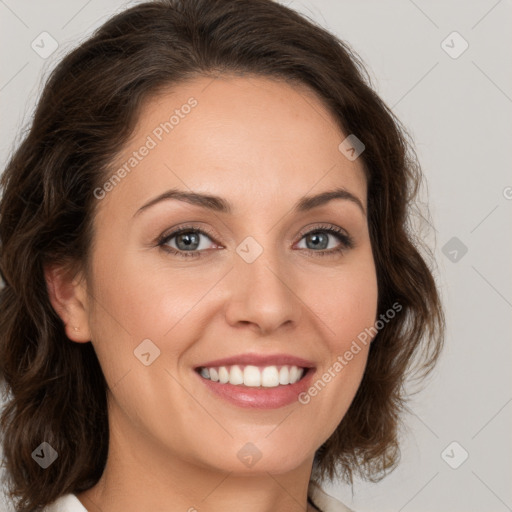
[0,0,445,510]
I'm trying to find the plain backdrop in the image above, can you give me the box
[1,1,511,511]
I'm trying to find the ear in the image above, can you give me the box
[44,263,92,343]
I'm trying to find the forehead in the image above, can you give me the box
[100,74,367,217]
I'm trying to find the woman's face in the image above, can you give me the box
[78,75,378,475]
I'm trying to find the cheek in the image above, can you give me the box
[299,258,378,409]
[331,281,378,348]
[307,261,379,350]
[89,245,182,332]
[86,246,223,368]
[295,270,377,440]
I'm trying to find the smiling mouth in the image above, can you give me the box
[196,364,309,388]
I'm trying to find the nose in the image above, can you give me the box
[224,246,300,336]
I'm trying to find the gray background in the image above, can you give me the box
[1,1,511,511]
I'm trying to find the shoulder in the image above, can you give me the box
[41,493,88,512]
[308,480,355,512]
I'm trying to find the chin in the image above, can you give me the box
[194,441,313,475]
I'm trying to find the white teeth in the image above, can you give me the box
[199,364,305,387]
[218,366,230,384]
[278,366,289,385]
[229,365,244,385]
[289,366,300,383]
[209,367,219,382]
[244,365,261,387]
[261,366,279,387]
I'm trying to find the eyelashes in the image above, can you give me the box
[157,223,354,259]
[157,225,220,258]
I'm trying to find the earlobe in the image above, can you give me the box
[44,263,92,343]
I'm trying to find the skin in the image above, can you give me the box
[45,74,378,512]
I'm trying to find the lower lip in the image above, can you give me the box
[196,369,316,409]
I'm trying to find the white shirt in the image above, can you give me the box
[41,481,353,511]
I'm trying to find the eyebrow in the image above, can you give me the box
[133,186,366,218]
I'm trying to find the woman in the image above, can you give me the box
[0,1,445,511]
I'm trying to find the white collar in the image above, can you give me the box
[308,480,354,512]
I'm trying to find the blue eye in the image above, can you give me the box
[296,225,354,256]
[157,223,354,259]
[158,226,218,258]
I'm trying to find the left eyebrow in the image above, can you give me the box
[295,187,366,217]
[133,186,366,218]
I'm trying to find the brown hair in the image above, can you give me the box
[0,0,445,510]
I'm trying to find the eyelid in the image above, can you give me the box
[295,222,351,242]
[157,223,221,245]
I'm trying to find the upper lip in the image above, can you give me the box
[196,353,316,369]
